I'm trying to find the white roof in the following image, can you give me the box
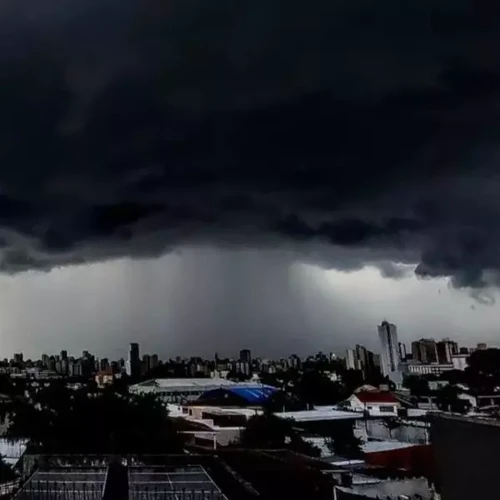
[274,409,362,422]
[131,378,242,394]
[362,440,418,453]
[136,378,237,388]
[188,406,262,418]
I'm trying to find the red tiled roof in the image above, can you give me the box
[354,391,399,404]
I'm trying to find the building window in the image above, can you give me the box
[379,406,394,412]
[366,406,373,410]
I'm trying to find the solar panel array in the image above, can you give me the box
[128,465,226,500]
[15,461,226,500]
[16,467,107,500]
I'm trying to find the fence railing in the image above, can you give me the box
[0,480,20,498]
[16,481,102,499]
[129,487,225,500]
[15,482,225,500]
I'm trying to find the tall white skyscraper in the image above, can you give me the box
[378,321,400,381]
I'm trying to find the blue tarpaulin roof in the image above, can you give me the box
[226,386,277,404]
[200,385,278,404]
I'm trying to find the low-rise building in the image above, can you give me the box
[129,378,239,403]
[451,353,468,371]
[343,391,401,417]
[400,362,454,376]
[274,408,362,423]
[196,385,278,407]
[335,476,434,499]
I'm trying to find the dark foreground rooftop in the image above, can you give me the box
[14,456,230,500]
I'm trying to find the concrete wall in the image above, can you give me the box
[352,477,432,499]
[354,419,429,444]
[336,478,433,500]
[431,414,500,500]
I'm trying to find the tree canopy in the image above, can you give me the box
[239,413,321,457]
[260,369,346,407]
[435,385,470,414]
[7,386,185,455]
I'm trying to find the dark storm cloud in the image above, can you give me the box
[1,0,500,288]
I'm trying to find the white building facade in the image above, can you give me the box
[345,392,400,417]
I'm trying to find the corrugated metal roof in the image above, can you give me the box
[362,441,418,453]
[275,409,362,422]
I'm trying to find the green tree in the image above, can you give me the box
[465,349,500,392]
[436,385,470,414]
[239,414,320,457]
[295,371,344,406]
[403,375,430,397]
[325,425,363,459]
[7,387,185,454]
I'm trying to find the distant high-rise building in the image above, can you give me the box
[378,321,400,380]
[142,354,151,374]
[41,354,49,368]
[150,354,159,370]
[69,360,83,377]
[99,358,110,372]
[127,343,140,379]
[412,339,439,364]
[348,345,381,380]
[239,349,252,364]
[289,354,301,369]
[345,349,356,370]
[355,345,368,369]
[459,347,470,355]
[13,353,23,364]
[60,350,68,361]
[477,343,488,351]
[48,356,56,372]
[437,339,458,364]
[398,342,407,361]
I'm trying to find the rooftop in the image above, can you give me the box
[188,406,261,418]
[354,392,399,404]
[362,440,420,454]
[225,385,277,404]
[336,477,432,499]
[133,378,238,389]
[274,408,362,422]
[128,464,226,499]
[14,455,234,500]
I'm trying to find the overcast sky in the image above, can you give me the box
[1,0,500,358]
[0,248,498,360]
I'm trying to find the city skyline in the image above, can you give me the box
[1,329,492,365]
[1,254,500,359]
